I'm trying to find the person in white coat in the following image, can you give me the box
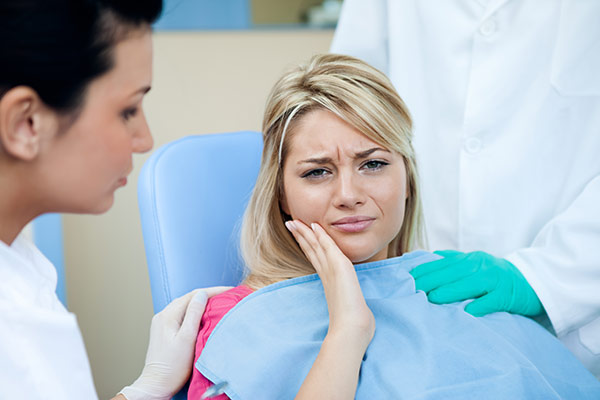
[331,0,600,377]
[0,0,226,398]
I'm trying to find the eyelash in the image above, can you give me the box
[362,160,389,171]
[301,160,389,179]
[121,107,138,121]
[302,168,330,179]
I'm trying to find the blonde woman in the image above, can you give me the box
[188,54,599,399]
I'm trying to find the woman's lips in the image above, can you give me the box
[331,216,375,233]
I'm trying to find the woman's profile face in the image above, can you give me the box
[281,109,408,263]
[40,30,154,214]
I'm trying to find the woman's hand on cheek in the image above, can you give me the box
[285,220,375,347]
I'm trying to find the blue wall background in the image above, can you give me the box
[154,0,251,30]
[33,214,66,306]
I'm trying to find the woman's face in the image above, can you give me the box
[281,109,408,263]
[40,30,154,214]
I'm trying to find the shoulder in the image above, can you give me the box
[204,285,254,314]
[196,285,254,349]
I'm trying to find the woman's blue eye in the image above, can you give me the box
[302,168,329,178]
[121,107,138,121]
[362,160,388,170]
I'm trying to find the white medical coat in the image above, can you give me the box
[0,235,98,398]
[332,0,600,376]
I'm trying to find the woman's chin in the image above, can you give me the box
[90,196,115,214]
[333,234,391,265]
[67,194,115,215]
[343,248,387,265]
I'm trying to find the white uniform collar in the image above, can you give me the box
[0,234,62,311]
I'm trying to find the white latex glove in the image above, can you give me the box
[119,287,230,400]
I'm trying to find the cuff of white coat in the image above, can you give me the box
[118,386,170,400]
[562,326,600,378]
[505,252,566,336]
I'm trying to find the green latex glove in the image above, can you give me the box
[410,250,543,317]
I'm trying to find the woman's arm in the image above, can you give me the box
[297,329,373,399]
[286,221,374,400]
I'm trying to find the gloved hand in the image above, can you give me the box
[410,250,543,317]
[119,287,230,400]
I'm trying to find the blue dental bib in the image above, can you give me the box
[196,251,600,399]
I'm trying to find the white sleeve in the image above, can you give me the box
[330,0,390,75]
[505,174,600,340]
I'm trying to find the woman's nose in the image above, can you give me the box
[333,171,365,209]
[132,113,154,154]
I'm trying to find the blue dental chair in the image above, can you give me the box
[137,131,263,399]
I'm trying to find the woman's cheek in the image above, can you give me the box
[293,188,327,220]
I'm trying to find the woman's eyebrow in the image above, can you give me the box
[355,147,389,158]
[130,85,152,98]
[299,157,333,165]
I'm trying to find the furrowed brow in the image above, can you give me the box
[298,147,389,164]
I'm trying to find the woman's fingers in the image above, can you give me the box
[311,223,347,258]
[287,221,356,288]
[286,220,349,268]
[311,223,353,272]
[285,220,327,271]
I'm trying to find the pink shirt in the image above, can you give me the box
[188,285,253,400]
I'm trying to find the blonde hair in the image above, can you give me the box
[241,54,424,289]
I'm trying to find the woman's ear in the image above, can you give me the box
[0,86,58,161]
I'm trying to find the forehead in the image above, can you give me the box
[287,109,381,159]
[86,30,153,102]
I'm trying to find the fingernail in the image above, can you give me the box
[311,223,317,231]
[192,290,208,304]
[285,221,294,231]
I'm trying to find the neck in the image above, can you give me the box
[0,166,39,245]
[0,218,27,246]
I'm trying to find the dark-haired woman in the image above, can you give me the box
[0,1,225,398]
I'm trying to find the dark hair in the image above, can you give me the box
[0,0,162,112]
